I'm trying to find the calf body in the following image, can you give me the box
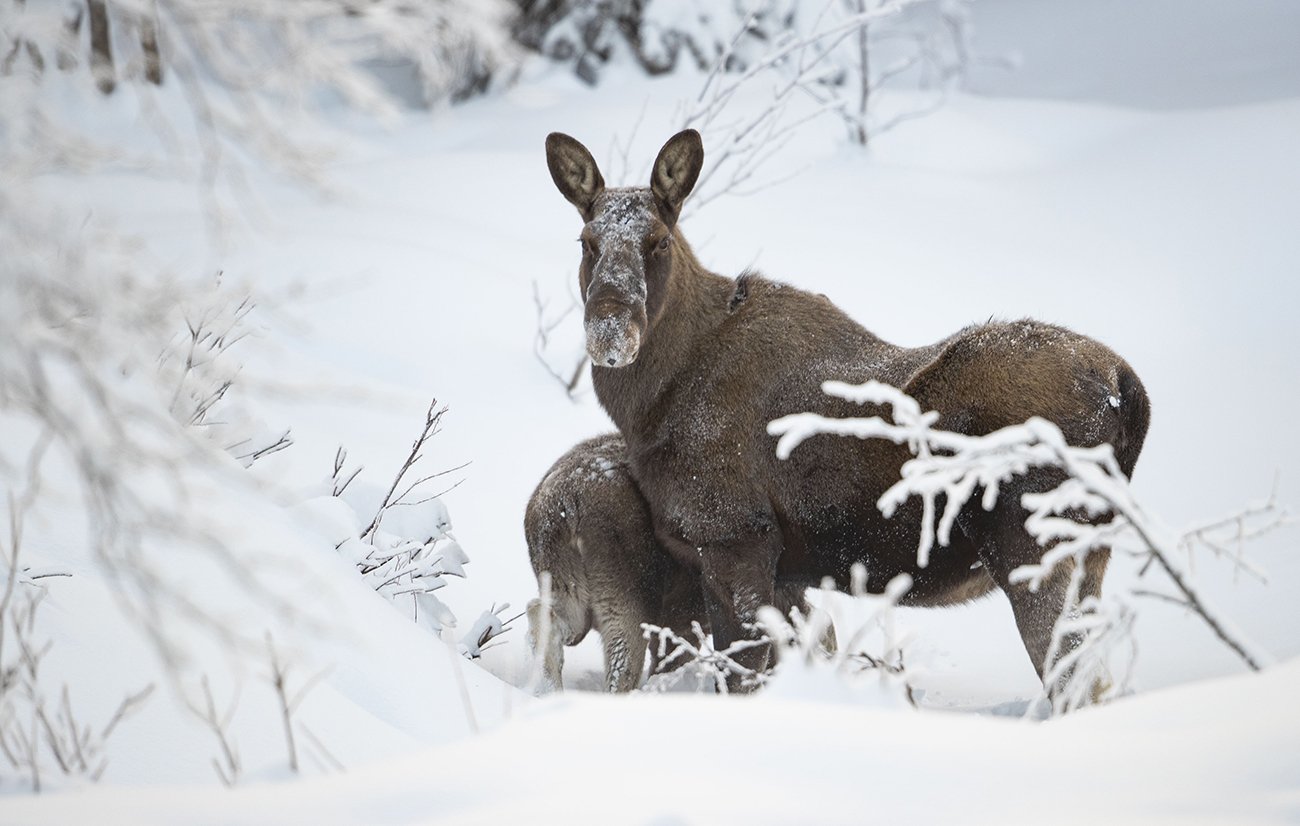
[525,434,821,692]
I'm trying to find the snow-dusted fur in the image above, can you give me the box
[545,130,1151,694]
[524,434,823,692]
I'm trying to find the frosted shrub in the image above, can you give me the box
[770,380,1286,714]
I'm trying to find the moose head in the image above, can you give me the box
[545,129,704,368]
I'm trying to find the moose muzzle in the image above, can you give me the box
[584,294,645,368]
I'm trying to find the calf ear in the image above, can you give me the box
[650,129,703,226]
[546,132,605,219]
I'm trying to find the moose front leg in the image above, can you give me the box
[697,535,780,694]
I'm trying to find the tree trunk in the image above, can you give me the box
[87,0,115,95]
[141,11,162,85]
[57,5,84,71]
[855,9,870,145]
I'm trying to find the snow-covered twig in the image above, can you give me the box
[362,399,448,540]
[642,621,769,695]
[758,568,918,707]
[770,380,1283,711]
[676,0,971,213]
[458,603,516,659]
[0,433,154,791]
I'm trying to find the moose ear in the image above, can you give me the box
[650,129,703,226]
[546,132,605,218]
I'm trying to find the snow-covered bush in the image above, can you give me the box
[295,403,513,656]
[0,0,517,219]
[514,0,788,83]
[672,0,973,211]
[769,380,1287,714]
[758,569,918,708]
[641,620,771,694]
[640,565,917,704]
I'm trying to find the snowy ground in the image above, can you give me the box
[5,0,1300,821]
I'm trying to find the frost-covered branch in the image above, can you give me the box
[361,399,457,540]
[672,0,971,213]
[770,380,1283,710]
[2,0,517,200]
[2,212,310,673]
[758,567,917,707]
[1,465,154,792]
[458,603,516,660]
[642,621,769,695]
[325,403,488,639]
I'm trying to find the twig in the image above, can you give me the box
[531,280,585,399]
[362,398,447,540]
[266,634,299,773]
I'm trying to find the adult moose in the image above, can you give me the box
[544,128,1150,695]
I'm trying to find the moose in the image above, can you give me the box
[525,433,831,692]
[543,128,1150,694]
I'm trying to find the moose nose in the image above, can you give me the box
[606,357,617,366]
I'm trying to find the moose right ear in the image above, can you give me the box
[546,132,605,219]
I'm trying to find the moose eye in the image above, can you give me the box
[581,238,596,256]
[655,235,671,253]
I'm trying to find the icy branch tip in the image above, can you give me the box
[822,379,924,417]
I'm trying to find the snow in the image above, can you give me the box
[5,0,1300,819]
[6,661,1300,824]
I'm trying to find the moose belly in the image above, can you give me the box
[779,494,993,608]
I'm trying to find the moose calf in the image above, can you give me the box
[525,434,825,692]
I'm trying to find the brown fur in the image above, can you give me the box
[525,434,828,692]
[545,130,1151,694]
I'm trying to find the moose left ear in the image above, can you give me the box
[650,129,703,226]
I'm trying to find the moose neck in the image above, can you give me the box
[591,235,731,441]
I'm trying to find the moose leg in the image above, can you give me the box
[526,594,590,694]
[960,473,1096,697]
[525,598,566,693]
[697,537,779,693]
[649,568,708,679]
[774,581,838,655]
[596,611,650,692]
[591,583,660,693]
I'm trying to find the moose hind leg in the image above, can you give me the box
[960,473,1095,694]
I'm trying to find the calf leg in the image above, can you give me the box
[596,609,651,692]
[525,594,590,694]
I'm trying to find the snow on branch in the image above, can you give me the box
[325,400,509,648]
[769,380,1284,689]
[1,441,154,791]
[642,621,770,695]
[758,568,918,708]
[1,0,516,228]
[673,0,972,213]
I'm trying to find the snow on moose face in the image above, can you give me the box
[579,188,668,368]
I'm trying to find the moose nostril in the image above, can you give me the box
[606,357,617,366]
